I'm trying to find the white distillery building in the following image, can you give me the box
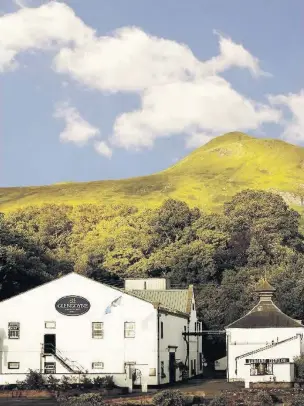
[0,272,203,389]
[226,279,304,388]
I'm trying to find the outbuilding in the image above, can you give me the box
[0,272,202,389]
[225,279,304,388]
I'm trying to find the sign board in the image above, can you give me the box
[245,358,290,364]
[55,296,90,316]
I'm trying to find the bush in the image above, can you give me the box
[290,394,304,406]
[93,376,104,388]
[46,374,60,391]
[16,369,46,389]
[80,374,93,389]
[103,375,115,390]
[57,393,105,406]
[153,389,186,406]
[295,355,304,381]
[208,394,229,406]
[251,391,273,406]
[60,375,73,391]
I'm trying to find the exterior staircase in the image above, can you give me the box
[42,344,86,373]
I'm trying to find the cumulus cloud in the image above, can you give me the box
[54,102,99,146]
[269,91,304,144]
[94,141,113,158]
[0,1,94,72]
[0,1,286,152]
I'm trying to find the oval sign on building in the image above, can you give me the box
[55,296,90,316]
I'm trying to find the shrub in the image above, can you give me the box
[93,376,105,388]
[80,374,93,389]
[57,393,105,406]
[153,389,186,406]
[46,374,60,391]
[60,375,72,391]
[103,375,115,390]
[17,369,46,389]
[290,394,304,406]
[295,355,304,381]
[208,394,229,406]
[251,390,273,406]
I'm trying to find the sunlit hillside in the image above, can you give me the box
[1,132,304,213]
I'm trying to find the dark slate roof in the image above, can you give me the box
[127,289,191,314]
[226,300,303,329]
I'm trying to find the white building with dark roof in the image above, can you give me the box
[0,273,203,389]
[226,279,304,388]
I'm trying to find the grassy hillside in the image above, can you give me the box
[1,132,304,213]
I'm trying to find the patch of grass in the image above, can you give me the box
[1,132,304,214]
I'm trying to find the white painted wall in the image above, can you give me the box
[226,327,304,383]
[0,273,202,387]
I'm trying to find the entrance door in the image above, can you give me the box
[169,352,176,384]
[44,334,56,354]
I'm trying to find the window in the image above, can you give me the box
[184,325,187,332]
[8,362,19,369]
[44,362,56,374]
[45,321,56,329]
[250,362,273,376]
[195,322,197,332]
[92,362,104,370]
[190,360,193,375]
[92,322,104,339]
[192,303,195,311]
[8,323,20,339]
[160,321,164,339]
[124,322,135,338]
[144,282,147,290]
[193,359,197,374]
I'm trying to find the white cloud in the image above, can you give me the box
[94,141,113,158]
[112,78,281,149]
[269,90,304,144]
[0,1,94,72]
[0,1,286,153]
[54,102,100,146]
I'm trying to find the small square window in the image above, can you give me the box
[8,323,20,339]
[92,322,104,339]
[124,322,135,338]
[44,362,56,374]
[92,362,104,370]
[8,362,19,369]
[45,321,56,329]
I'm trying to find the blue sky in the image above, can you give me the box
[1,0,303,187]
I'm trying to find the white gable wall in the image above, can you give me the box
[227,327,304,382]
[0,274,160,385]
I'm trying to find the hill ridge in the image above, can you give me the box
[1,132,304,213]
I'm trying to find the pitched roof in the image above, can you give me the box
[226,299,303,329]
[127,289,191,314]
[256,278,276,292]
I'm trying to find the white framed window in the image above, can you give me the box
[44,362,56,374]
[92,322,104,339]
[8,362,19,369]
[124,322,135,338]
[8,322,20,339]
[92,362,104,370]
[45,321,56,329]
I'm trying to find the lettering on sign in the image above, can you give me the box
[55,296,90,316]
[245,358,290,364]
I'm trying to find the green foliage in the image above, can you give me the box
[290,394,304,406]
[102,375,115,389]
[57,393,105,406]
[153,389,186,406]
[208,394,229,406]
[294,355,304,381]
[251,390,274,406]
[46,374,60,390]
[17,369,46,389]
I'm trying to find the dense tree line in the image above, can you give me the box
[1,190,304,359]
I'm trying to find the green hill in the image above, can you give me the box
[1,132,304,213]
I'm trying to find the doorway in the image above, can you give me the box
[169,352,176,384]
[44,334,56,354]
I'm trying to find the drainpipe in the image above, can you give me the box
[157,307,160,386]
[226,332,229,382]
